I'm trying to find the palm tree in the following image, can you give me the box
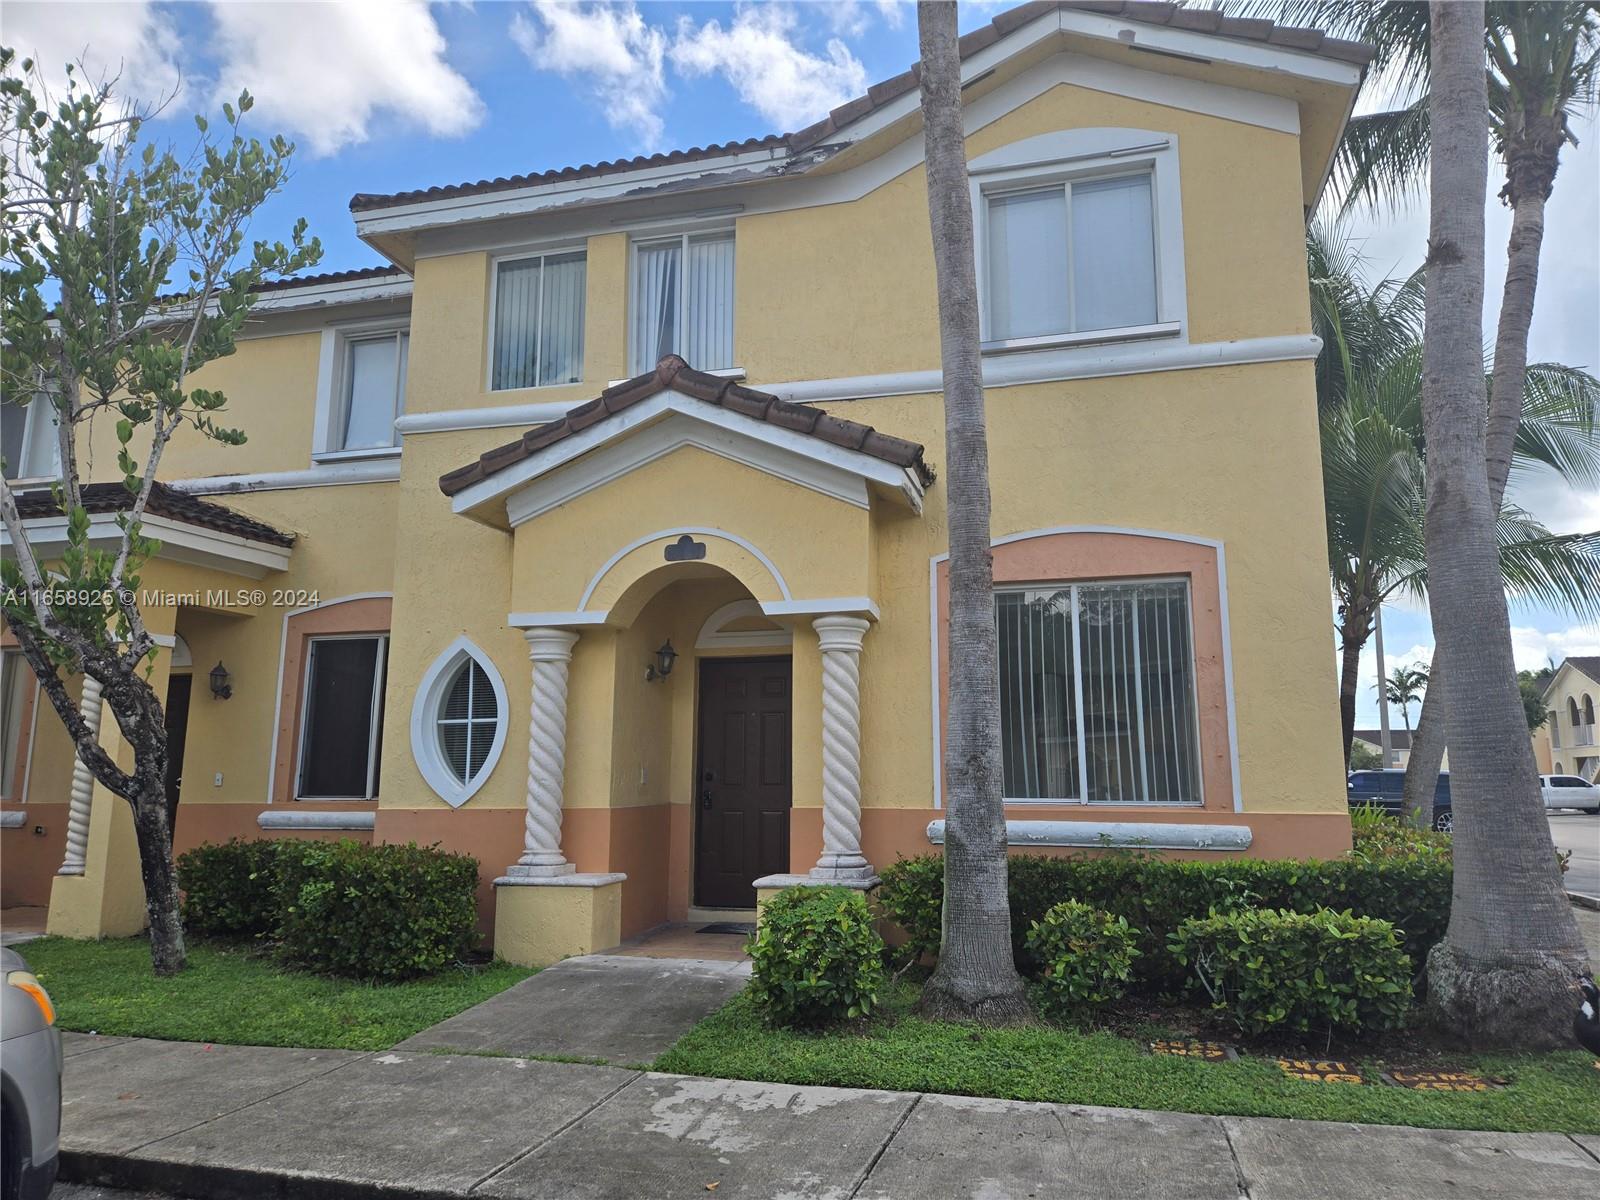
[1381,664,1429,734]
[1241,0,1600,814]
[1313,226,1600,766]
[913,0,1028,1024]
[1416,0,1586,1049]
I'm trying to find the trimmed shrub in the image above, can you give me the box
[1024,900,1139,1014]
[273,840,480,982]
[1169,907,1413,1036]
[178,839,300,938]
[877,849,1450,989]
[748,886,886,1028]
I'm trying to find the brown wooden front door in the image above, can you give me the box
[694,657,792,908]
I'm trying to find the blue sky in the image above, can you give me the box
[4,1,1597,723]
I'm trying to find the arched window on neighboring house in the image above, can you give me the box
[1570,697,1583,727]
[1584,694,1596,725]
[1554,761,1564,774]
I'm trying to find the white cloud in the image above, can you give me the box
[826,1,906,37]
[670,3,868,131]
[1,0,184,112]
[208,0,483,157]
[510,1,668,148]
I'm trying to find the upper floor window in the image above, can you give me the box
[337,331,408,452]
[630,231,734,375]
[995,579,1200,804]
[1,396,61,482]
[492,250,586,390]
[986,173,1157,342]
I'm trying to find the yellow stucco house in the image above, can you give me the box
[2,2,1366,962]
[1532,657,1600,781]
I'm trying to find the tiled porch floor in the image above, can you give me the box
[608,922,752,962]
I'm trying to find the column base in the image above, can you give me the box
[501,859,577,880]
[492,872,626,968]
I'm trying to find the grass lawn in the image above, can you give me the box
[654,982,1600,1134]
[18,935,534,1051]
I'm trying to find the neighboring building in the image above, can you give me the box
[1351,729,1411,769]
[1532,657,1600,780]
[2,3,1367,960]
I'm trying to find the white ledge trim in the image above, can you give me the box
[753,873,880,892]
[393,334,1321,437]
[171,459,401,495]
[0,810,26,828]
[925,819,1253,851]
[258,811,376,831]
[493,871,627,888]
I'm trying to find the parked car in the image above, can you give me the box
[1346,769,1454,832]
[1541,774,1600,814]
[1,947,61,1200]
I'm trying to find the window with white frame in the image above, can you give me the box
[409,638,508,808]
[297,635,388,799]
[995,579,1200,804]
[1,396,61,481]
[334,331,408,453]
[437,658,497,785]
[630,231,734,374]
[492,250,586,390]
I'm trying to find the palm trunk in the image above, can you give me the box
[1419,0,1586,1048]
[1402,650,1445,828]
[1337,604,1370,767]
[914,0,1027,1024]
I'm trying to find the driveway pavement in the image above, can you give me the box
[55,1033,1600,1200]
[1550,812,1600,899]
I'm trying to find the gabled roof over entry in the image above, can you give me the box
[440,356,933,520]
[1545,657,1600,699]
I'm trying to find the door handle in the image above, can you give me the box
[700,789,713,810]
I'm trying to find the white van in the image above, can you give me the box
[1540,774,1600,813]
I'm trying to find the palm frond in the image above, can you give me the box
[1492,511,1600,620]
[1333,101,1431,214]
[1509,362,1600,488]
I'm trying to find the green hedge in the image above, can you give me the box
[748,886,886,1028]
[1024,900,1140,1014]
[177,838,481,982]
[1169,907,1413,1035]
[877,848,1450,989]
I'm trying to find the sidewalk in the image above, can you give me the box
[58,1033,1600,1200]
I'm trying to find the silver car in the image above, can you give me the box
[1,946,62,1200]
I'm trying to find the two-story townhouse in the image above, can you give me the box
[3,2,1367,963]
[1532,657,1600,782]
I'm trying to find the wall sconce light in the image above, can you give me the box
[645,640,678,683]
[208,660,233,700]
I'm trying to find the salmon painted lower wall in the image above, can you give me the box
[2,802,66,907]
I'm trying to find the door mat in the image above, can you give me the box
[696,923,756,935]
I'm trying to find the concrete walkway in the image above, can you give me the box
[396,954,750,1065]
[58,1033,1600,1200]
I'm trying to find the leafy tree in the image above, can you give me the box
[0,55,319,973]
[1517,665,1556,731]
[1348,739,1384,771]
[912,1,1028,1023]
[1411,0,1586,1048]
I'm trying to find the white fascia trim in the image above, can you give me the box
[258,810,377,831]
[2,512,291,578]
[452,390,921,519]
[398,334,1320,441]
[250,277,412,314]
[925,819,1253,852]
[696,599,792,650]
[504,413,872,526]
[0,810,25,828]
[507,610,613,629]
[409,635,511,809]
[578,525,795,610]
[928,526,1243,814]
[762,597,880,621]
[264,592,395,806]
[169,459,402,496]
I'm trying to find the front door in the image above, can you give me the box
[694,657,792,908]
[164,672,192,832]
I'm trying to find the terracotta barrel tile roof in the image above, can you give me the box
[11,481,295,548]
[351,1,1371,215]
[439,356,933,498]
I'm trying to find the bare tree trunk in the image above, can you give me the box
[1403,83,1561,829]
[1374,603,1393,766]
[1336,603,1370,767]
[915,0,1028,1024]
[1418,0,1586,1048]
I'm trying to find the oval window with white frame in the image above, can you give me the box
[410,637,509,807]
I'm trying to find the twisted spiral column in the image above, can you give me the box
[810,616,875,881]
[58,675,105,875]
[506,628,579,879]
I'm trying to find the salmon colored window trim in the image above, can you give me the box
[272,596,392,806]
[935,530,1236,813]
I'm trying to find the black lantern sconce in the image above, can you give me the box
[208,660,233,700]
[645,640,678,683]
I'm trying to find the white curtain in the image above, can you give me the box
[987,188,1069,341]
[632,240,679,373]
[493,258,542,390]
[996,589,1078,799]
[1071,174,1157,332]
[538,252,585,386]
[340,336,401,450]
[683,233,734,370]
[438,659,497,784]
